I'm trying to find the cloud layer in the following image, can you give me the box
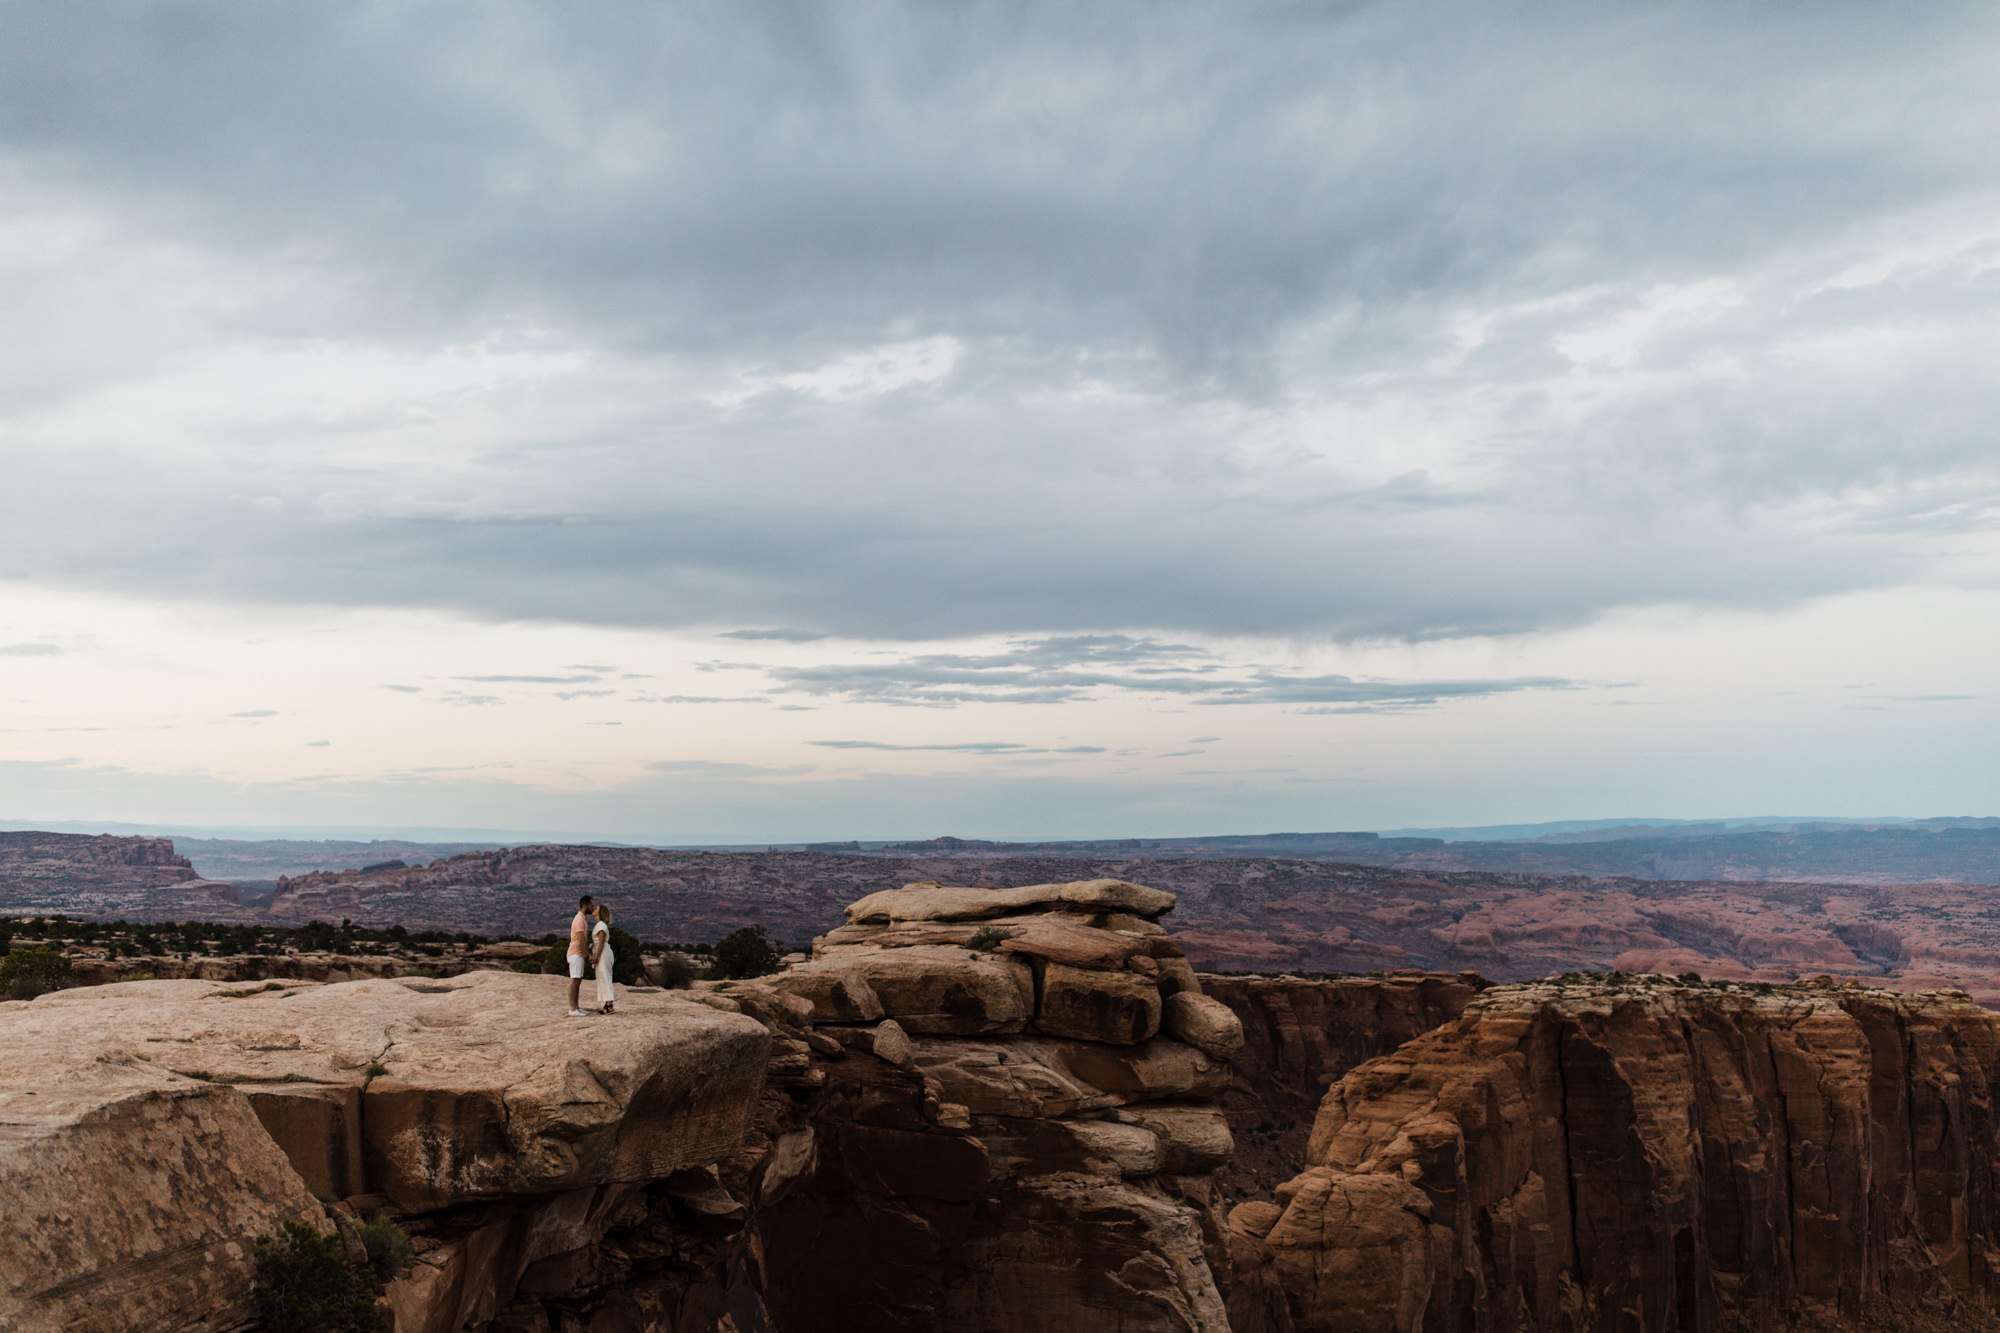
[732,634,1575,709]
[0,3,1996,647]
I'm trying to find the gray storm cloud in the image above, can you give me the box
[1,2,1996,642]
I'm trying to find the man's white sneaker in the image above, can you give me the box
[567,1008,588,1016]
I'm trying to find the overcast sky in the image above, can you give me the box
[3,2,1997,842]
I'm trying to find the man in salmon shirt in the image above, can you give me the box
[566,893,596,1016]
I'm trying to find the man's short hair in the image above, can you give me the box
[578,894,594,907]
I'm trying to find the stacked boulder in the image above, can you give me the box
[763,877,1244,1331]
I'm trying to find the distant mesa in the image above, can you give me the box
[13,828,2000,1003]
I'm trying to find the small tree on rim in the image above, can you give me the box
[712,925,781,979]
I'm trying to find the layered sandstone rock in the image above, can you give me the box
[0,972,770,1331]
[766,878,1242,1332]
[1233,978,2000,1333]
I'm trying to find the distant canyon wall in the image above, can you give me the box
[15,836,2000,1005]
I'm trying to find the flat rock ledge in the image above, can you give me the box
[0,971,769,1332]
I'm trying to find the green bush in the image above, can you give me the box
[356,1220,414,1286]
[608,925,643,985]
[967,926,1014,953]
[251,1220,382,1331]
[712,925,780,980]
[1,945,74,1000]
[656,953,697,989]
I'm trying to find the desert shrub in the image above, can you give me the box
[538,941,569,975]
[251,1220,382,1331]
[1,945,74,1000]
[123,971,156,983]
[967,926,1014,953]
[656,953,697,989]
[712,925,780,980]
[356,1220,414,1286]
[608,925,644,985]
[509,956,542,974]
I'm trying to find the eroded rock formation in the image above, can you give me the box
[0,830,243,921]
[0,878,1245,1333]
[1231,978,2000,1333]
[757,875,1243,1331]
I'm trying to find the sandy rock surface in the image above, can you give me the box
[994,918,1152,970]
[845,877,1177,924]
[1162,990,1246,1060]
[794,945,1036,1035]
[0,971,770,1331]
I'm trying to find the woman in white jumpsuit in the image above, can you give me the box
[591,904,616,1014]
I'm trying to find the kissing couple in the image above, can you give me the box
[565,894,617,1016]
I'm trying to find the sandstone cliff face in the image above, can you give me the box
[1232,979,2000,1333]
[1200,973,1483,1204]
[0,830,236,921]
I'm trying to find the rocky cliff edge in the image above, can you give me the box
[1231,978,2000,1333]
[0,972,770,1332]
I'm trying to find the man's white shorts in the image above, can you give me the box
[567,954,586,978]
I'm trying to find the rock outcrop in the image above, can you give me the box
[757,877,1241,1331]
[0,878,1243,1333]
[0,972,770,1332]
[1232,978,2000,1332]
